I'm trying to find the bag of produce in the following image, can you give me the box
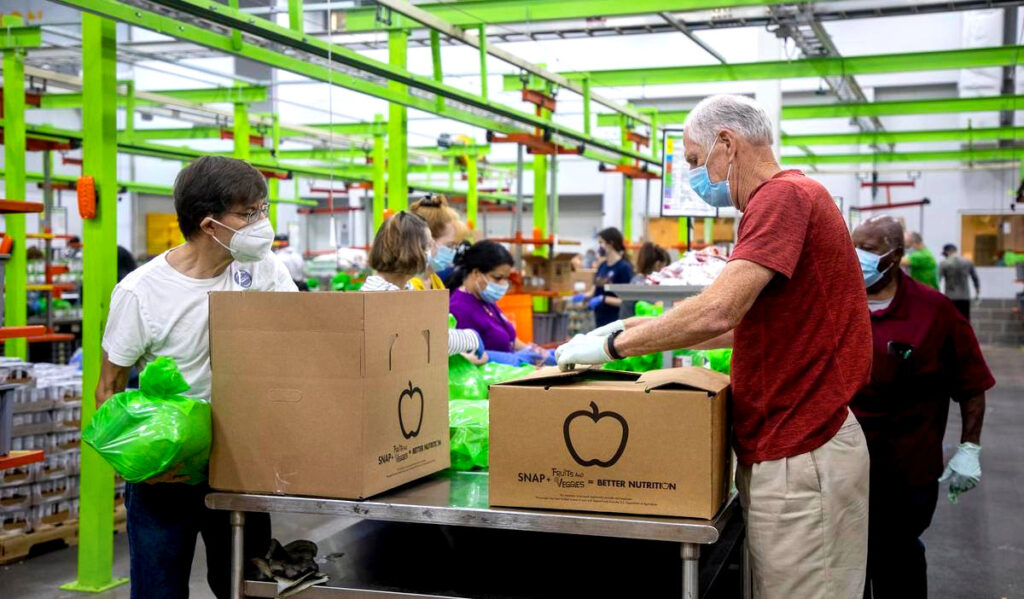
[83,357,211,484]
[448,354,488,400]
[707,348,733,375]
[449,400,489,471]
[479,361,534,387]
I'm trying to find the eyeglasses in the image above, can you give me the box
[225,203,270,224]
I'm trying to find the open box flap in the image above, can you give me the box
[495,366,640,387]
[637,367,730,394]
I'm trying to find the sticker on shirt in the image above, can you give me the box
[233,268,253,289]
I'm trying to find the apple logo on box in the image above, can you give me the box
[563,401,628,468]
[399,381,424,439]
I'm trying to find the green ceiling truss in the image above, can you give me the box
[512,45,1024,88]
[783,146,1024,166]
[54,0,656,168]
[338,0,818,32]
[37,85,267,108]
[782,126,1024,146]
[597,95,1024,127]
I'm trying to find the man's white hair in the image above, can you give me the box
[683,94,774,150]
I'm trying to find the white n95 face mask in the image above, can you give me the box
[207,217,275,263]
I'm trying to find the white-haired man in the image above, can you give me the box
[557,95,873,598]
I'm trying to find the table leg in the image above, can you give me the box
[230,511,246,599]
[681,542,700,599]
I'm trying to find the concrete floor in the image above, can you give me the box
[2,346,1022,599]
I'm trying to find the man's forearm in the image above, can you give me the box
[613,295,732,357]
[959,393,986,445]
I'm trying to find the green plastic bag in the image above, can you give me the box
[449,354,488,400]
[479,362,534,386]
[449,400,489,471]
[707,349,733,375]
[604,301,664,372]
[82,357,211,484]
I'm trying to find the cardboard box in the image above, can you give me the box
[572,268,596,291]
[489,367,730,519]
[523,253,578,293]
[208,291,450,499]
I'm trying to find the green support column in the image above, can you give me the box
[430,30,443,111]
[478,24,488,99]
[387,27,409,212]
[679,217,689,245]
[268,114,280,229]
[62,14,126,593]
[620,119,633,242]
[233,101,250,160]
[533,153,547,250]
[466,156,478,230]
[372,114,386,231]
[123,80,135,139]
[2,16,29,360]
[447,158,455,189]
[288,0,304,33]
[704,217,714,245]
[582,77,591,136]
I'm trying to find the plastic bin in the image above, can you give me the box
[496,293,533,343]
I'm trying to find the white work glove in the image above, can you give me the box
[938,442,981,504]
[587,319,626,337]
[555,334,612,371]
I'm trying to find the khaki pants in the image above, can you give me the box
[737,410,870,599]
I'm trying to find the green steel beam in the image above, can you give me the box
[37,85,267,108]
[782,125,1024,146]
[373,114,386,231]
[600,94,1024,127]
[388,27,409,212]
[2,16,28,361]
[267,115,280,228]
[120,127,229,140]
[55,0,657,166]
[521,45,1024,88]
[281,121,388,137]
[783,146,1024,165]
[339,0,817,32]
[466,156,478,228]
[63,13,126,595]
[0,23,41,49]
[782,94,1024,120]
[233,101,250,159]
[288,0,303,33]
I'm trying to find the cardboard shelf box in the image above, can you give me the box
[209,290,450,500]
[489,367,731,520]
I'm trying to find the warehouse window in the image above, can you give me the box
[960,214,1024,266]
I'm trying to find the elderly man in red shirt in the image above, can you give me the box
[557,94,873,598]
[851,216,992,599]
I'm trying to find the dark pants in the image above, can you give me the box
[951,299,971,322]
[125,482,270,599]
[864,481,939,599]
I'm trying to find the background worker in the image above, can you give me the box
[362,211,483,357]
[901,231,939,289]
[556,94,873,599]
[622,241,671,317]
[98,156,297,599]
[273,233,307,290]
[939,243,981,321]
[589,227,634,328]
[449,240,554,366]
[851,216,993,599]
[408,194,465,290]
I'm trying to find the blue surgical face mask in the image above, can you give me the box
[688,137,733,209]
[856,247,894,288]
[481,280,509,304]
[430,245,456,272]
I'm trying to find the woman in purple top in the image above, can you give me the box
[449,241,554,365]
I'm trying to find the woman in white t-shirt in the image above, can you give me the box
[99,156,295,599]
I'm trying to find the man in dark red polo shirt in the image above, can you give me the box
[851,216,992,599]
[557,94,873,598]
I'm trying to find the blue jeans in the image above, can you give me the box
[125,482,270,599]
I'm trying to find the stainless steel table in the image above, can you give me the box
[208,471,745,599]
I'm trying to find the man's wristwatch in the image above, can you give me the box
[606,329,626,361]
